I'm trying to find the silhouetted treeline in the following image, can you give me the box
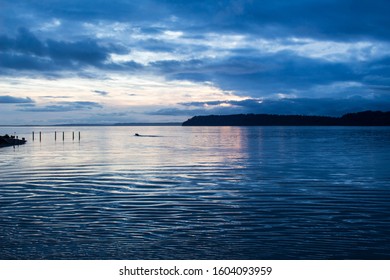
[182,111,390,126]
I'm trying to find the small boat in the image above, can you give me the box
[0,134,27,147]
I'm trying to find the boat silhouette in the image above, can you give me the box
[134,133,160,137]
[0,134,27,147]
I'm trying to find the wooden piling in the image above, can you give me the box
[32,131,35,141]
[62,131,65,141]
[72,131,75,141]
[55,131,57,141]
[78,131,81,141]
[39,131,42,142]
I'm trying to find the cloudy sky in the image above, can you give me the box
[1,0,390,124]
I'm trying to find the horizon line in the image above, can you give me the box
[0,122,183,127]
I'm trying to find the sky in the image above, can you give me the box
[1,0,390,124]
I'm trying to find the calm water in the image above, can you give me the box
[0,126,389,259]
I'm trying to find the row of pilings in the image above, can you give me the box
[32,131,81,142]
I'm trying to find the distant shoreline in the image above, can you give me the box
[182,111,390,126]
[0,123,182,127]
[2,111,390,127]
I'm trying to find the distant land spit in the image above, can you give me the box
[182,111,390,126]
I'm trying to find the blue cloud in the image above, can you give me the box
[0,52,57,71]
[1,0,390,121]
[148,107,209,116]
[214,1,388,40]
[20,101,102,112]
[151,52,364,98]
[46,39,109,65]
[92,90,109,96]
[0,28,136,74]
[0,28,45,55]
[0,95,35,103]
[3,1,388,41]
[138,38,178,52]
[160,96,390,117]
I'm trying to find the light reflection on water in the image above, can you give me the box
[0,126,389,259]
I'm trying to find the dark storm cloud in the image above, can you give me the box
[0,28,136,74]
[0,28,45,55]
[0,95,35,103]
[363,56,390,86]
[15,0,170,23]
[20,101,102,112]
[46,39,109,65]
[150,53,362,97]
[0,52,56,71]
[130,0,390,41]
[3,0,389,41]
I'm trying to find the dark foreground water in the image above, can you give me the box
[0,126,389,259]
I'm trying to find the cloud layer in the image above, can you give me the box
[1,0,389,123]
[0,95,34,104]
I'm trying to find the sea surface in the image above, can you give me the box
[0,126,389,259]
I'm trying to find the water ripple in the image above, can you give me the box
[1,126,390,259]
